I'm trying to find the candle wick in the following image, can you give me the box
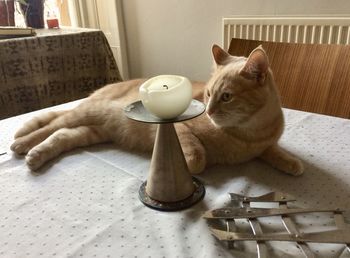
[163,85,168,90]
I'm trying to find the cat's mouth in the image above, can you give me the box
[206,112,226,127]
[207,111,244,128]
[207,114,218,126]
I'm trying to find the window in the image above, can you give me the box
[14,0,71,28]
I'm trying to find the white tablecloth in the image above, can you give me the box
[0,100,350,258]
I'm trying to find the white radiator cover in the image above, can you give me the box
[222,16,350,50]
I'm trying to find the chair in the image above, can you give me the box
[228,38,350,119]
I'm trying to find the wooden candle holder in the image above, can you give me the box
[124,100,206,211]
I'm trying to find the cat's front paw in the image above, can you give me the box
[185,152,206,174]
[285,158,304,176]
[11,138,31,155]
[26,148,47,171]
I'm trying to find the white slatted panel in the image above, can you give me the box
[222,17,350,50]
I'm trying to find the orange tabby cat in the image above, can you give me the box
[11,45,303,175]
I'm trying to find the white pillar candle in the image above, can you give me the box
[139,75,192,119]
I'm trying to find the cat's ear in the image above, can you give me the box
[239,45,269,85]
[212,44,231,65]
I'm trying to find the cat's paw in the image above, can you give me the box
[284,158,304,176]
[10,138,31,155]
[26,148,47,171]
[11,130,49,155]
[185,152,206,174]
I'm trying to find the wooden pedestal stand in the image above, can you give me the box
[124,100,206,211]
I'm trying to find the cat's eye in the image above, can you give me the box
[221,92,232,102]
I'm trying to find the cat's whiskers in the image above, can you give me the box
[207,110,238,128]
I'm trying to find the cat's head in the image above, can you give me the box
[205,44,279,128]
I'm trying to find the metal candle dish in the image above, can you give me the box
[124,100,206,211]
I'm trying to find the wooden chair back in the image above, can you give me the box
[228,38,350,119]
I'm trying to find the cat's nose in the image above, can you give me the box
[206,101,216,116]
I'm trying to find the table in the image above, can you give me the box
[0,100,350,258]
[0,27,122,119]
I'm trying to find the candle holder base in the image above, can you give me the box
[139,177,205,211]
[124,100,206,211]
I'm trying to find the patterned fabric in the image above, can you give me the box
[0,28,122,119]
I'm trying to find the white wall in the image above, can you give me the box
[121,0,350,81]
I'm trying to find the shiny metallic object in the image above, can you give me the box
[203,207,342,219]
[210,228,350,244]
[124,100,206,211]
[241,200,268,258]
[204,192,350,257]
[230,192,295,203]
[279,202,315,258]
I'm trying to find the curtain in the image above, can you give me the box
[68,0,99,28]
[67,0,129,79]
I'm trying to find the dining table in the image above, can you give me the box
[0,99,349,258]
[0,27,122,119]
